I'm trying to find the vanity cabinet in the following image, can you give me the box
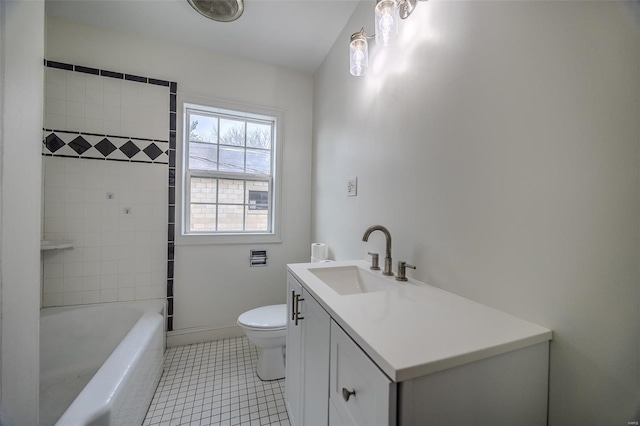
[285,273,330,426]
[286,261,552,426]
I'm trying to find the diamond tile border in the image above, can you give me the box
[42,130,169,164]
[44,59,177,330]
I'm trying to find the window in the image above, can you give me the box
[183,102,280,237]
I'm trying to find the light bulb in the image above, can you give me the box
[375,0,398,47]
[349,32,369,77]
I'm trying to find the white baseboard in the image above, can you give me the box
[167,323,244,347]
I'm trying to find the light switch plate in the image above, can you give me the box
[347,176,357,197]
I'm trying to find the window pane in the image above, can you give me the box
[219,146,244,172]
[190,204,216,232]
[189,142,218,171]
[218,205,244,231]
[245,206,269,231]
[247,122,271,149]
[218,179,245,205]
[248,191,268,210]
[189,114,218,143]
[190,177,217,203]
[246,149,270,175]
[219,118,245,146]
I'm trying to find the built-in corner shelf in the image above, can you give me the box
[40,240,73,251]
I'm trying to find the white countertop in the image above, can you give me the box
[287,260,552,383]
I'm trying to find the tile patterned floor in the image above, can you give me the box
[144,337,290,426]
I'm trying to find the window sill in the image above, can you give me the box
[175,232,282,246]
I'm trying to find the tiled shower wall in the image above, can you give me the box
[42,157,167,306]
[41,62,176,316]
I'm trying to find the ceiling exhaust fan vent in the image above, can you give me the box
[187,0,244,22]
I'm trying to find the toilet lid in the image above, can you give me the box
[238,304,287,329]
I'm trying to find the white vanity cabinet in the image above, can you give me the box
[286,261,553,426]
[285,272,331,426]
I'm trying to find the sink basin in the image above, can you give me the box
[308,265,399,295]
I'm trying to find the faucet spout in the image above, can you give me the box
[362,225,393,276]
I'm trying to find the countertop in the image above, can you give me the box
[287,260,552,383]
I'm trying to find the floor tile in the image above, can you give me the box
[145,337,288,426]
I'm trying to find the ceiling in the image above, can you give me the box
[45,0,361,74]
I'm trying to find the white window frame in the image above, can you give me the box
[177,96,283,245]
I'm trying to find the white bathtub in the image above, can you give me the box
[40,300,166,426]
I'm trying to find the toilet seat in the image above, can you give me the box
[237,304,286,330]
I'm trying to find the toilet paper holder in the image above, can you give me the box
[250,249,268,267]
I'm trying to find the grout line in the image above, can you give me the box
[144,336,289,426]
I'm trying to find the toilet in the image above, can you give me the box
[237,304,287,381]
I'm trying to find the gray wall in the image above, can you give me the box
[0,0,44,423]
[312,1,640,424]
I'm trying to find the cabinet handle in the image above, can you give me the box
[290,290,296,321]
[342,388,356,402]
[294,294,304,326]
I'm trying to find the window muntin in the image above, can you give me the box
[185,105,276,235]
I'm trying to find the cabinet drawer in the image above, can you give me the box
[329,321,396,426]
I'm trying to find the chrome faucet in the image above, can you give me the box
[362,225,393,276]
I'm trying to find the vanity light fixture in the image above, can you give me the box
[349,0,428,76]
[375,0,399,46]
[349,29,371,77]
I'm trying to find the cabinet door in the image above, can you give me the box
[285,273,303,426]
[302,288,331,426]
[330,321,396,426]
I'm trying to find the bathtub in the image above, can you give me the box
[40,300,166,426]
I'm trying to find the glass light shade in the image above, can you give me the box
[375,0,398,47]
[349,33,368,77]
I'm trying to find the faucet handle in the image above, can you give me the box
[396,261,416,281]
[367,252,380,270]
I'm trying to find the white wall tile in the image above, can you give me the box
[101,260,119,275]
[84,117,104,134]
[47,83,66,100]
[43,293,64,307]
[43,278,64,293]
[66,72,85,88]
[101,247,119,261]
[85,75,103,91]
[83,232,101,247]
[63,276,83,292]
[44,263,63,279]
[85,102,104,119]
[46,68,67,85]
[45,113,66,130]
[83,246,101,262]
[117,287,135,302]
[100,275,118,290]
[63,292,83,306]
[46,98,66,116]
[103,77,122,93]
[65,101,84,118]
[117,273,135,288]
[65,116,85,132]
[100,289,118,303]
[83,261,101,277]
[104,120,121,135]
[82,290,101,304]
[65,85,85,103]
[63,262,83,278]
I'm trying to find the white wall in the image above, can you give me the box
[46,17,314,340]
[0,0,44,423]
[312,1,639,424]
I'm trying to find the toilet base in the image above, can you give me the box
[256,346,285,381]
